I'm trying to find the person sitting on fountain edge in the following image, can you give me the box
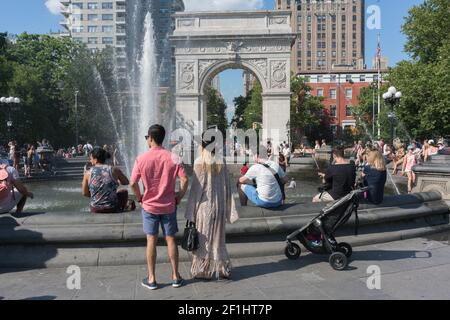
[238,145,288,209]
[82,147,135,214]
[313,146,356,203]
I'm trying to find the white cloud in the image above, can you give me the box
[45,0,62,15]
[184,0,264,11]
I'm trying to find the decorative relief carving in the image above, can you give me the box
[198,60,219,78]
[269,16,288,25]
[246,59,268,79]
[178,19,195,27]
[270,61,287,88]
[179,62,195,90]
[227,41,245,53]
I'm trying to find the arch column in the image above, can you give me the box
[262,93,291,144]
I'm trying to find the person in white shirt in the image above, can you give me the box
[287,178,297,189]
[0,160,34,214]
[238,146,289,208]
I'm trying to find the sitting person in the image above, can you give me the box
[313,147,356,203]
[238,146,288,209]
[287,178,297,189]
[362,150,387,205]
[0,160,34,214]
[82,147,135,214]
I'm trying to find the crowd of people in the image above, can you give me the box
[1,124,448,290]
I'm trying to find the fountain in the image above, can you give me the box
[413,148,450,200]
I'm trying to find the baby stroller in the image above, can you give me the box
[37,147,55,174]
[284,187,369,271]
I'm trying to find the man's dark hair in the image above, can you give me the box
[90,147,107,164]
[332,146,345,159]
[148,124,166,145]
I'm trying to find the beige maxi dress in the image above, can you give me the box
[185,160,239,279]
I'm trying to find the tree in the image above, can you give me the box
[290,75,331,146]
[205,86,228,135]
[402,0,450,64]
[243,81,263,130]
[354,0,450,140]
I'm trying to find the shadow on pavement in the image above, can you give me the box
[0,216,57,274]
[22,296,57,300]
[232,249,432,281]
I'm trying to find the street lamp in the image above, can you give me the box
[382,86,402,144]
[74,90,79,147]
[0,96,21,141]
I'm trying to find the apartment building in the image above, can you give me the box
[59,0,184,87]
[275,0,365,74]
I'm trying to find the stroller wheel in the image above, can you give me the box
[329,252,348,271]
[285,243,301,260]
[338,242,353,258]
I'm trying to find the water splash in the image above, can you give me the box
[138,12,160,157]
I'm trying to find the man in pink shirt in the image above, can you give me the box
[130,124,188,290]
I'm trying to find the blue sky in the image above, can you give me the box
[0,0,424,120]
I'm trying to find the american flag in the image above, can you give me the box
[377,34,381,71]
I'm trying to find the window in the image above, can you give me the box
[330,105,337,117]
[72,2,83,9]
[102,2,113,9]
[317,75,323,83]
[102,37,113,45]
[317,89,324,97]
[71,26,83,33]
[88,37,98,44]
[346,88,353,99]
[88,26,97,33]
[346,105,353,117]
[102,25,113,33]
[88,3,98,9]
[102,14,114,21]
[330,89,337,99]
[360,74,366,82]
[88,14,98,21]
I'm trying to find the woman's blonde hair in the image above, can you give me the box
[367,150,386,171]
[199,146,224,175]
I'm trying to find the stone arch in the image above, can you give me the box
[199,60,267,96]
[172,11,295,143]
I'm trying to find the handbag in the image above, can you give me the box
[181,220,199,252]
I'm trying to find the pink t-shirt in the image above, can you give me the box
[130,147,187,215]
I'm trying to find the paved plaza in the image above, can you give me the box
[1,233,449,300]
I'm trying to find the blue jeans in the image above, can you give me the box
[142,210,178,237]
[242,185,282,209]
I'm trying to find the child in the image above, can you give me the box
[402,145,417,194]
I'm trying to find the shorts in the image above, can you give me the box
[241,185,282,209]
[0,191,23,214]
[142,209,178,237]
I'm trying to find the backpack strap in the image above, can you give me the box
[262,163,286,201]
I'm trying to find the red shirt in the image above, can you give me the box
[241,165,249,176]
[130,147,187,214]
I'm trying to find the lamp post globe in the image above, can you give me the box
[395,92,402,99]
[0,97,6,103]
[388,86,397,95]
[14,98,21,104]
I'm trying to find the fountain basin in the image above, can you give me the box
[1,192,448,245]
[413,154,450,200]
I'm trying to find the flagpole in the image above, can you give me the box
[377,33,382,139]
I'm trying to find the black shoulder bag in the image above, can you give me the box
[181,221,199,252]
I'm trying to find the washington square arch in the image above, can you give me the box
[171,10,295,145]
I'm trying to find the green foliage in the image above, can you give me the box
[355,0,450,140]
[291,75,331,145]
[0,33,121,146]
[205,86,228,134]
[402,0,450,64]
[243,81,263,129]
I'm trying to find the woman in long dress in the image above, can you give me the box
[185,143,239,280]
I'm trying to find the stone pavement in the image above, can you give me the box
[0,233,449,300]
